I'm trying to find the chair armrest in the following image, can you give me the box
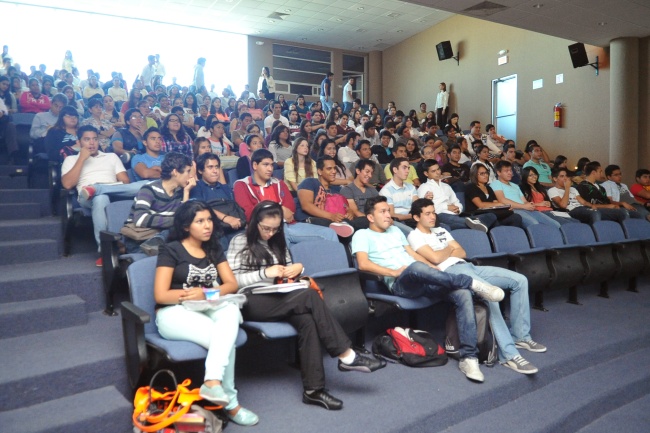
[310,268,357,279]
[120,301,150,389]
[357,270,383,282]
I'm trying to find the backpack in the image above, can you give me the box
[445,301,497,366]
[372,327,448,368]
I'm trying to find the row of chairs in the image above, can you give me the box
[121,239,367,389]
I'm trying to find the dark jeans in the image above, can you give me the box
[391,262,478,359]
[243,289,351,390]
[438,212,497,230]
[307,216,369,232]
[0,116,18,154]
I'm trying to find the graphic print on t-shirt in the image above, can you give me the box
[184,263,217,288]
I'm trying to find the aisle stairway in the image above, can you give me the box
[0,168,132,433]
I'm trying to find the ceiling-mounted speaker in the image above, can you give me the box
[436,41,454,61]
[568,43,589,68]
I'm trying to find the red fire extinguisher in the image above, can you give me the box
[554,103,562,128]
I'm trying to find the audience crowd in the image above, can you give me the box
[3,45,650,423]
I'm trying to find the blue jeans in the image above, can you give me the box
[283,222,337,246]
[78,181,149,249]
[437,212,497,230]
[342,102,353,114]
[391,262,478,359]
[156,302,241,410]
[320,95,333,114]
[568,207,602,224]
[513,209,561,228]
[446,263,532,362]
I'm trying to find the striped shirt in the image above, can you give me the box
[126,180,183,229]
[226,233,293,288]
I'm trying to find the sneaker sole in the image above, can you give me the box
[465,218,488,233]
[329,223,354,238]
[471,287,505,303]
[338,361,386,373]
[501,362,538,375]
[459,369,484,382]
[515,342,547,353]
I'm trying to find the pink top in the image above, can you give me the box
[531,189,552,211]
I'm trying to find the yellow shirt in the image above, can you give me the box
[284,158,317,191]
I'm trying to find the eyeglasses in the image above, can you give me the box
[478,172,489,176]
[167,119,180,123]
[258,223,280,234]
[130,116,143,120]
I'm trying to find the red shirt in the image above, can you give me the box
[233,176,295,221]
[19,92,51,113]
[630,183,649,204]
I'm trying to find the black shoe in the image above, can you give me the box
[302,389,343,410]
[338,351,387,373]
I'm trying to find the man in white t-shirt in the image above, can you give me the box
[407,198,545,375]
[263,101,289,135]
[351,195,504,383]
[547,166,602,224]
[342,77,355,114]
[61,125,148,262]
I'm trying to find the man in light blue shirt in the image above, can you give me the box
[522,142,552,186]
[351,195,504,383]
[131,127,165,181]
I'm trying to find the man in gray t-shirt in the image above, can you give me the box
[341,159,378,223]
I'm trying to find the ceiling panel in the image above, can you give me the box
[6,0,650,52]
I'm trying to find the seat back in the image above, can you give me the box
[105,200,134,234]
[126,256,159,335]
[290,240,349,274]
[560,222,597,245]
[226,169,239,189]
[592,221,625,243]
[272,168,284,181]
[452,229,493,258]
[621,219,650,240]
[489,226,530,253]
[526,224,564,248]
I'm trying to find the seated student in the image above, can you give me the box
[231,112,253,151]
[383,143,420,186]
[295,156,364,237]
[440,144,470,193]
[30,94,66,147]
[336,113,353,136]
[136,99,157,130]
[153,200,258,426]
[354,140,386,189]
[464,165,524,228]
[235,134,264,180]
[263,101,289,135]
[602,165,650,221]
[171,105,196,139]
[417,159,496,232]
[194,104,210,132]
[324,121,346,146]
[191,153,246,251]
[522,142,553,187]
[520,166,579,226]
[491,160,562,228]
[227,202,384,410]
[407,198,545,375]
[287,109,301,136]
[318,139,354,186]
[338,131,360,166]
[576,161,643,222]
[233,149,338,245]
[471,145,497,184]
[501,142,522,185]
[61,125,148,265]
[268,124,292,167]
[131,127,165,181]
[352,196,505,382]
[81,98,116,152]
[19,78,51,113]
[206,120,233,157]
[111,108,146,164]
[360,120,380,149]
[380,157,418,228]
[283,137,316,193]
[630,168,650,208]
[372,129,394,164]
[44,106,79,163]
[548,166,604,224]
[124,152,196,255]
[341,159,379,228]
[160,113,193,159]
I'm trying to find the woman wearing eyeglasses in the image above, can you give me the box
[465,164,524,228]
[226,201,385,411]
[160,113,193,158]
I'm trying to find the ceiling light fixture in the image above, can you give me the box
[532,3,543,8]
[357,7,364,10]
[396,29,403,33]
[598,21,607,26]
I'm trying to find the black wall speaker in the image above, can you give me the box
[436,41,454,61]
[568,43,589,68]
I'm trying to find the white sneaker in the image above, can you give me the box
[470,279,505,302]
[459,357,484,382]
[465,217,488,233]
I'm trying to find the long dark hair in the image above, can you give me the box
[237,201,288,270]
[127,89,142,110]
[183,92,198,113]
[270,124,290,147]
[0,76,11,106]
[169,200,224,264]
[161,113,188,142]
[520,166,551,203]
[52,106,79,130]
[318,138,347,177]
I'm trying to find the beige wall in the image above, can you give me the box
[639,37,650,170]
[382,15,640,171]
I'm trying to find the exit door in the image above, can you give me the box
[492,75,517,142]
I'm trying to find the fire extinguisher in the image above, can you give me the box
[554,103,562,128]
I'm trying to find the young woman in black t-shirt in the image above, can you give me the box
[154,200,258,426]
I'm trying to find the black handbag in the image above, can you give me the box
[208,198,247,233]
